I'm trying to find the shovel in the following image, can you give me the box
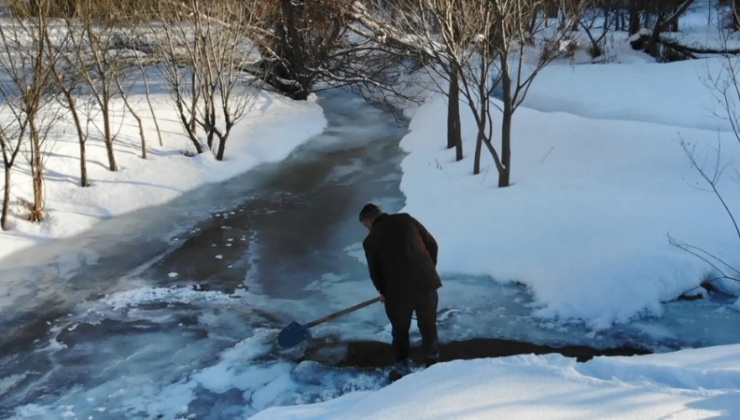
[277,296,383,348]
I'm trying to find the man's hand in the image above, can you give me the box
[379,295,385,303]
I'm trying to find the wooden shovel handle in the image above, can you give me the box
[306,296,382,328]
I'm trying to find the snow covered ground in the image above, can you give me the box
[0,90,326,261]
[397,44,740,332]
[399,72,740,330]
[253,343,740,419]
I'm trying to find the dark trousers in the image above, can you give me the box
[384,289,439,365]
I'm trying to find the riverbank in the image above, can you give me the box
[0,91,326,262]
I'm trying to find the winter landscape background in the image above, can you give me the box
[2,0,740,419]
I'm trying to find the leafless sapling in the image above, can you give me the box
[0,0,62,222]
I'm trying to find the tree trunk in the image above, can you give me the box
[116,76,147,159]
[643,9,651,29]
[205,97,215,150]
[529,7,539,35]
[216,137,226,161]
[734,0,740,31]
[473,129,484,175]
[2,163,10,230]
[102,102,117,171]
[669,15,678,32]
[29,121,43,222]
[629,0,641,35]
[500,106,512,188]
[500,59,513,188]
[80,136,88,187]
[447,70,463,162]
[190,71,198,135]
[67,100,89,187]
[473,71,487,175]
[647,13,664,58]
[142,70,163,147]
[138,116,146,159]
[128,101,147,159]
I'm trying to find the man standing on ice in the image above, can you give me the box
[359,203,442,377]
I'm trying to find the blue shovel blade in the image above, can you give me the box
[278,321,310,348]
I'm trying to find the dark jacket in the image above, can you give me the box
[363,213,442,301]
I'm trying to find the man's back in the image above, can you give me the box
[363,213,441,301]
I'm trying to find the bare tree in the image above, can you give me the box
[123,23,164,148]
[578,0,618,58]
[369,0,466,161]
[668,19,740,293]
[670,138,740,290]
[251,0,355,100]
[73,0,122,171]
[47,18,91,187]
[154,0,264,160]
[395,0,576,186]
[351,0,577,185]
[192,0,263,160]
[112,47,148,160]
[154,4,205,154]
[487,0,579,186]
[0,109,26,230]
[0,0,61,222]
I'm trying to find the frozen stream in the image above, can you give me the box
[2,91,740,419]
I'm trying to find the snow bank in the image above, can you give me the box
[251,344,740,420]
[0,91,326,261]
[524,58,723,131]
[397,56,740,329]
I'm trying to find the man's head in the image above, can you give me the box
[359,203,382,231]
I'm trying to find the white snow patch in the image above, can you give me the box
[102,286,235,310]
[251,344,740,420]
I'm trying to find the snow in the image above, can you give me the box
[101,286,236,310]
[0,90,326,262]
[523,59,723,131]
[394,52,740,330]
[252,344,740,420]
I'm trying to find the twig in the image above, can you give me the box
[434,159,451,178]
[540,146,555,163]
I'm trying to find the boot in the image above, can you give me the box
[425,353,439,368]
[388,359,410,382]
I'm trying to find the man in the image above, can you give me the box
[359,203,442,374]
